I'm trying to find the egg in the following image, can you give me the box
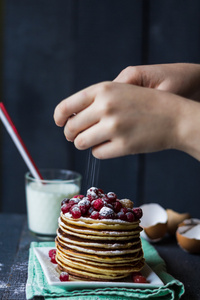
[176,218,200,253]
[140,203,168,242]
[166,209,191,235]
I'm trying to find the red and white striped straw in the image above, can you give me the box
[0,102,43,180]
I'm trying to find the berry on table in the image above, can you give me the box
[50,253,57,264]
[48,249,56,258]
[59,272,69,281]
[132,272,147,283]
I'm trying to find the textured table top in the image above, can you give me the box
[0,213,199,300]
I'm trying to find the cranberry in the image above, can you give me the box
[92,198,104,211]
[105,202,114,210]
[87,206,94,216]
[120,207,128,214]
[69,198,81,205]
[70,205,82,219]
[48,249,56,258]
[50,253,57,264]
[78,199,91,215]
[73,195,84,199]
[126,211,135,222]
[86,187,99,199]
[98,188,104,194]
[113,201,123,213]
[106,192,117,202]
[132,274,147,283]
[59,272,69,281]
[117,211,127,221]
[61,203,73,214]
[90,211,100,219]
[61,198,69,206]
[99,207,115,219]
[133,208,143,220]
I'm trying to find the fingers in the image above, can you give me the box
[64,103,100,142]
[113,66,142,85]
[91,139,129,159]
[73,121,111,150]
[54,85,97,127]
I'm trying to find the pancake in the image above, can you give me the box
[55,187,144,281]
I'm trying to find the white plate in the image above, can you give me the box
[34,247,163,290]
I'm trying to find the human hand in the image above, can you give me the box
[54,81,185,159]
[114,63,200,101]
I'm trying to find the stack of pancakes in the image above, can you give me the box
[55,212,144,281]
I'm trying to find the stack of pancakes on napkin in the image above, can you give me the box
[55,187,144,281]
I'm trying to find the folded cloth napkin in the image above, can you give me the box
[26,238,184,300]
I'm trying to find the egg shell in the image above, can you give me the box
[144,223,168,240]
[176,219,200,254]
[166,209,191,235]
[140,203,168,241]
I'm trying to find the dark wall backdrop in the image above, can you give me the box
[1,0,200,218]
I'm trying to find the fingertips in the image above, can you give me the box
[92,140,127,159]
[53,100,69,127]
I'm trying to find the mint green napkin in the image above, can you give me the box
[26,238,184,300]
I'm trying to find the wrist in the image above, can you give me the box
[175,98,200,161]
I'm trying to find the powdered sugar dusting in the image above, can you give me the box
[78,198,90,207]
[62,212,138,224]
[99,207,114,217]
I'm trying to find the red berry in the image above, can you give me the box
[92,198,104,211]
[70,205,82,219]
[120,207,128,214]
[126,211,135,222]
[61,198,69,206]
[133,208,143,220]
[59,272,69,281]
[106,192,117,202]
[132,274,147,283]
[99,207,115,219]
[73,195,84,199]
[61,202,73,214]
[117,211,127,221]
[90,211,100,219]
[87,187,99,199]
[105,202,114,209]
[48,249,56,258]
[98,188,104,194]
[50,253,57,264]
[86,206,94,216]
[113,201,123,213]
[69,198,81,205]
[78,199,90,215]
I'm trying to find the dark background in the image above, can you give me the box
[1,0,200,218]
